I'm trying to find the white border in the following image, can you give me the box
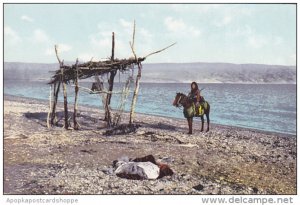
[1,1,299,205]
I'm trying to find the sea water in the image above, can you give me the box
[4,80,296,135]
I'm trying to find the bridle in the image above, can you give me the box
[174,94,183,108]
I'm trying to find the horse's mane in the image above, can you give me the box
[177,92,187,97]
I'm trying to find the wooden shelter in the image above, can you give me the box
[47,22,175,130]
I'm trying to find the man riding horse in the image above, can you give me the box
[173,82,210,134]
[188,82,205,116]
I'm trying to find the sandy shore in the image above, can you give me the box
[3,95,296,194]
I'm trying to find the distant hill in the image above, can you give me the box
[4,62,296,84]
[142,63,296,84]
[4,62,58,81]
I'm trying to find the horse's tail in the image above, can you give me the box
[205,101,210,114]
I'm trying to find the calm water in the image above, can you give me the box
[4,80,296,135]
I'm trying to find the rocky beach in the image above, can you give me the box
[3,95,296,195]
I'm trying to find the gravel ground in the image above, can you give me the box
[3,95,296,195]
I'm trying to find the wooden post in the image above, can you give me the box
[104,32,116,127]
[51,81,60,126]
[107,32,117,105]
[111,32,115,61]
[55,45,69,130]
[107,71,117,105]
[47,85,52,128]
[129,63,142,124]
[62,66,69,130]
[73,58,79,130]
[129,20,141,124]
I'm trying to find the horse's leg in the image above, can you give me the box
[191,118,194,134]
[205,114,210,132]
[187,118,191,134]
[186,118,190,134]
[187,118,193,134]
[206,106,210,132]
[200,115,204,132]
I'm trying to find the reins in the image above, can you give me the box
[175,94,184,110]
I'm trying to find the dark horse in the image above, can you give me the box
[173,93,210,134]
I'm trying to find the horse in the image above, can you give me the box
[173,92,210,134]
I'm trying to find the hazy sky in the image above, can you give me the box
[4,4,296,65]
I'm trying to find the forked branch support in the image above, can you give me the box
[48,22,175,130]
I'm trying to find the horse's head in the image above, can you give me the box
[173,92,185,107]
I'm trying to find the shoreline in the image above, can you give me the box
[3,94,297,194]
[4,78,297,85]
[4,94,296,138]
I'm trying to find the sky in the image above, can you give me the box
[4,4,296,65]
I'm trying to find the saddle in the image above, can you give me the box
[183,101,208,118]
[197,101,208,116]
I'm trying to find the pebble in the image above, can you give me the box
[4,97,296,195]
[193,184,204,191]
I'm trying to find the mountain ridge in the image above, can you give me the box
[4,62,296,84]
